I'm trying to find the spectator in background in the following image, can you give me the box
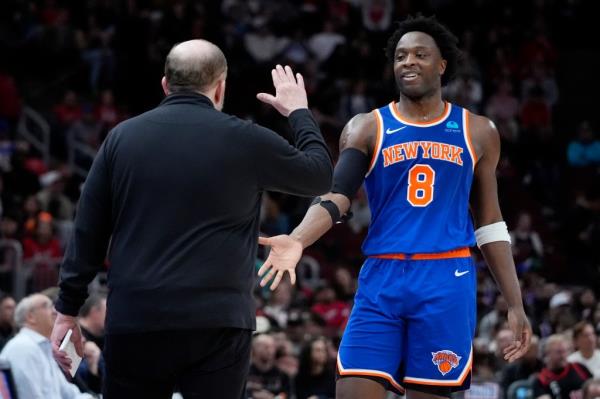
[510,212,544,273]
[310,285,350,334]
[22,212,63,292]
[78,293,106,349]
[308,20,346,64]
[94,89,121,129]
[0,293,93,399]
[533,334,592,399]
[261,193,291,237]
[263,279,294,330]
[244,18,289,64]
[247,333,292,399]
[520,86,552,135]
[0,292,16,350]
[338,80,375,123]
[295,337,336,399]
[36,170,74,222]
[361,0,393,31]
[568,322,600,378]
[444,71,483,112]
[53,90,83,128]
[576,289,597,323]
[582,379,600,399]
[500,335,543,395]
[67,104,103,149]
[567,121,600,167]
[479,296,509,346]
[485,79,520,143]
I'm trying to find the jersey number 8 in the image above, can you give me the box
[407,164,435,207]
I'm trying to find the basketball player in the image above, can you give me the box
[258,15,532,399]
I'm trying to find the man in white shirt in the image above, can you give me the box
[569,321,600,378]
[0,293,92,399]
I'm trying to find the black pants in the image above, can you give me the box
[103,328,252,399]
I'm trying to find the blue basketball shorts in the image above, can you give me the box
[337,251,476,393]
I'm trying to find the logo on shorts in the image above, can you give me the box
[431,350,461,375]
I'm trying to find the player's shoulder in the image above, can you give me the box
[464,109,500,155]
[340,111,378,153]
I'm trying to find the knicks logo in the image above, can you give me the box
[431,350,461,375]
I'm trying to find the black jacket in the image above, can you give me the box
[55,93,333,333]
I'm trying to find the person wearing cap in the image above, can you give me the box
[50,39,332,398]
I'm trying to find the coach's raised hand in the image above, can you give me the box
[256,65,308,117]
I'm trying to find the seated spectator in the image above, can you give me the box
[479,296,509,346]
[501,335,543,395]
[0,293,93,398]
[53,90,83,128]
[78,293,106,349]
[533,334,592,399]
[0,292,16,350]
[310,285,351,334]
[22,212,63,292]
[568,322,600,378]
[510,212,544,273]
[263,279,294,329]
[485,79,520,143]
[247,333,292,399]
[295,336,336,399]
[567,121,600,167]
[582,379,600,399]
[36,170,74,221]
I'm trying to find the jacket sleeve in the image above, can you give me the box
[55,140,113,316]
[246,109,333,196]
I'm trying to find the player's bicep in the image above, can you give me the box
[470,119,503,228]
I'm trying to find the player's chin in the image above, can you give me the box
[398,84,428,99]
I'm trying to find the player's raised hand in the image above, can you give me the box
[257,235,303,290]
[504,307,532,362]
[256,65,308,117]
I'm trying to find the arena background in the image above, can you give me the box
[0,1,599,398]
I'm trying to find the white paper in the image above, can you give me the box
[59,329,83,377]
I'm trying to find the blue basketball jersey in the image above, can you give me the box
[362,102,477,255]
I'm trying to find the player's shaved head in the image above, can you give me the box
[164,39,227,93]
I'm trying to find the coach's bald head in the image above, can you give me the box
[162,40,228,110]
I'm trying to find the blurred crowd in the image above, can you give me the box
[0,0,599,398]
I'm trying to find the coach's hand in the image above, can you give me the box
[504,307,532,362]
[256,64,308,117]
[257,235,303,290]
[51,312,84,372]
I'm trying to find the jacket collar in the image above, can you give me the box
[159,92,215,108]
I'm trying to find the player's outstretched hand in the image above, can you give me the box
[257,235,303,290]
[504,307,532,362]
[256,65,308,117]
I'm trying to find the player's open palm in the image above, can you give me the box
[257,235,303,290]
[256,64,308,117]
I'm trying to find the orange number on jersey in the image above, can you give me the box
[407,164,435,207]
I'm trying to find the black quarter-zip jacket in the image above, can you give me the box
[55,93,333,334]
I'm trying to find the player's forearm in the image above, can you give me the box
[291,193,350,248]
[481,241,525,310]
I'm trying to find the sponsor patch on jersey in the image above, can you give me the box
[445,120,461,132]
[431,350,461,376]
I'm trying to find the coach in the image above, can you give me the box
[50,39,333,398]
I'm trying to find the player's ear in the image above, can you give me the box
[439,59,447,78]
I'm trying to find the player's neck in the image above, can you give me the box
[396,92,445,123]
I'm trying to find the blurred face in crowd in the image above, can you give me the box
[311,339,328,366]
[26,294,57,338]
[36,221,54,243]
[545,338,569,369]
[252,334,276,364]
[393,31,446,100]
[0,296,16,328]
[576,324,597,354]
